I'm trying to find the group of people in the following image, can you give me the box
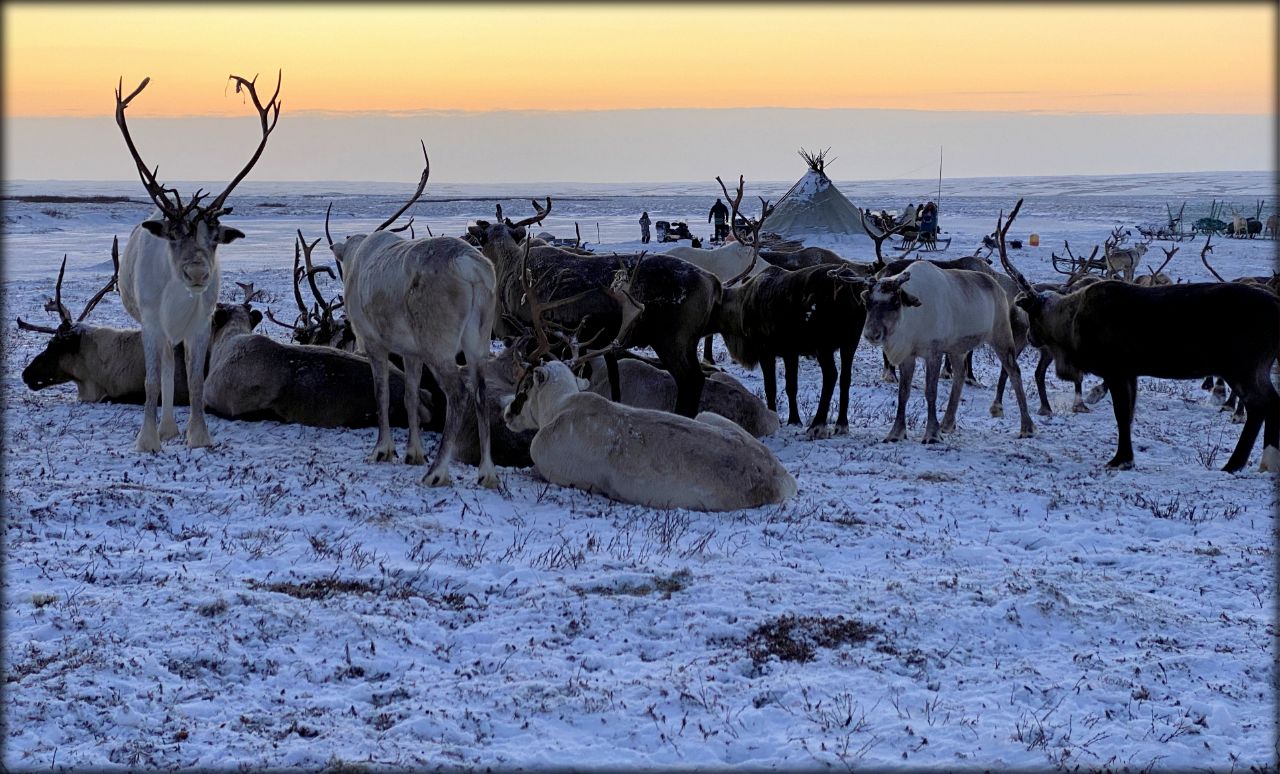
[638,197,735,245]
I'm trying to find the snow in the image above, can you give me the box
[4,172,1277,771]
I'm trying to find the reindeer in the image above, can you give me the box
[264,231,355,350]
[17,241,195,404]
[113,72,281,451]
[1266,211,1278,240]
[502,360,796,511]
[1102,226,1150,283]
[1003,216,1280,472]
[861,205,1036,444]
[710,264,869,439]
[1133,244,1179,287]
[325,142,499,487]
[468,198,719,418]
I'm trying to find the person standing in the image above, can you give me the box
[708,198,730,242]
[639,211,652,244]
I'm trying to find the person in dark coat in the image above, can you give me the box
[708,198,730,242]
[639,211,652,244]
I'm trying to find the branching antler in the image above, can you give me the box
[716,174,774,286]
[375,140,429,232]
[42,256,73,325]
[77,237,121,322]
[205,71,283,219]
[1146,244,1179,278]
[1199,233,1225,282]
[995,198,1034,295]
[510,198,553,229]
[114,77,183,219]
[859,208,912,271]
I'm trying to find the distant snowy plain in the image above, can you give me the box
[4,171,1277,770]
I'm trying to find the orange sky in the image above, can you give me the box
[3,4,1273,116]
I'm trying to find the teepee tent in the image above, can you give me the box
[765,148,871,240]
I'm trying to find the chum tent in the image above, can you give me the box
[765,148,871,241]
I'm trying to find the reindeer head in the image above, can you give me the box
[115,73,280,293]
[501,360,589,433]
[19,245,121,391]
[466,198,552,256]
[860,271,920,345]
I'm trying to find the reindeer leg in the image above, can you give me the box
[135,326,164,452]
[401,355,426,466]
[159,338,179,441]
[1072,378,1090,413]
[884,357,913,442]
[783,351,801,426]
[807,349,837,439]
[761,356,778,413]
[183,329,213,449]
[991,364,1007,418]
[423,363,461,487]
[1035,348,1056,415]
[921,354,944,443]
[834,340,854,435]
[880,351,897,383]
[702,334,714,365]
[1259,377,1280,472]
[656,337,704,419]
[365,348,396,463]
[996,346,1035,438]
[942,351,967,434]
[1223,376,1272,473]
[470,361,499,489]
[964,351,983,387]
[1105,376,1136,469]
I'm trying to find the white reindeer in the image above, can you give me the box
[862,222,1035,444]
[113,73,280,451]
[502,361,796,511]
[663,241,761,283]
[328,143,499,488]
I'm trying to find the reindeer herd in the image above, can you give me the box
[13,72,1280,513]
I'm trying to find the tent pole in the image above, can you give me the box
[937,146,943,214]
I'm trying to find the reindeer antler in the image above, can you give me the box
[510,198,553,229]
[1199,233,1225,282]
[77,238,121,322]
[716,174,774,286]
[1146,244,1178,279]
[995,198,1034,295]
[114,77,182,219]
[375,140,429,232]
[205,71,283,219]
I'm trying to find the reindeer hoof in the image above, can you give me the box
[160,420,180,441]
[423,468,452,487]
[966,378,984,388]
[186,430,213,449]
[1231,412,1247,425]
[1105,457,1134,471]
[882,433,904,443]
[880,369,898,384]
[787,417,802,427]
[1018,426,1035,439]
[989,404,1004,418]
[367,449,396,464]
[1259,446,1280,473]
[404,450,426,466]
[805,424,833,440]
[1085,384,1108,405]
[1037,406,1054,417]
[1072,403,1090,414]
[940,421,956,434]
[832,423,849,436]
[478,472,500,489]
[134,432,162,453]
[921,435,942,445]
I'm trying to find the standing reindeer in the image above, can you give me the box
[114,72,281,451]
[327,142,499,488]
[1103,226,1150,283]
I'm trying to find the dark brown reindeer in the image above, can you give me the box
[1003,213,1280,473]
[468,197,720,418]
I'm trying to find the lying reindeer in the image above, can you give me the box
[503,361,796,511]
[18,244,195,404]
[1002,209,1280,473]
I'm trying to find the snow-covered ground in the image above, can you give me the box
[4,172,1277,771]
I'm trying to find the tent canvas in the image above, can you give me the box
[765,149,871,240]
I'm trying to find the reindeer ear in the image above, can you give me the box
[511,226,527,243]
[576,376,590,391]
[249,309,263,328]
[140,220,167,238]
[466,225,487,242]
[212,306,230,330]
[899,290,922,308]
[534,366,549,386]
[217,227,246,244]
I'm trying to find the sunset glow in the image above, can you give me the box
[4,4,1273,117]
